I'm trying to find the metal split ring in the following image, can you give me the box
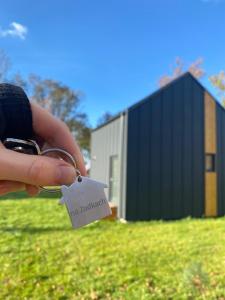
[40,148,82,193]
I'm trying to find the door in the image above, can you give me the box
[109,155,119,202]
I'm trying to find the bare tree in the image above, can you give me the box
[189,58,205,79]
[11,73,28,91]
[209,71,225,105]
[158,57,205,87]
[97,111,114,127]
[0,49,10,83]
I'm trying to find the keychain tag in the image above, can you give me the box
[60,177,112,229]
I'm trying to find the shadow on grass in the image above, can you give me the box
[0,221,112,234]
[0,226,71,234]
[0,191,60,200]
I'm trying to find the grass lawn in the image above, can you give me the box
[1,194,225,299]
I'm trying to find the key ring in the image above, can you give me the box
[40,148,82,193]
[3,138,82,193]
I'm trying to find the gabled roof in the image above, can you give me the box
[93,72,222,132]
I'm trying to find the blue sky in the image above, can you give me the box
[0,0,225,126]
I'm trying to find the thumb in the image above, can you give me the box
[0,149,76,186]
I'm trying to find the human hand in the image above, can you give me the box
[0,103,86,196]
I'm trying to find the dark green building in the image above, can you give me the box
[91,72,225,220]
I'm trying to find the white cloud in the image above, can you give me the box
[0,22,28,40]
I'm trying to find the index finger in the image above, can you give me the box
[31,103,87,176]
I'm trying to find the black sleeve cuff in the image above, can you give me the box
[0,83,34,141]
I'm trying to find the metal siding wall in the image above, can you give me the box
[126,74,205,220]
[120,113,128,219]
[126,109,139,219]
[172,80,183,219]
[137,101,151,219]
[216,105,225,216]
[221,111,225,215]
[183,77,193,216]
[221,107,225,215]
[216,106,222,215]
[161,87,173,219]
[149,94,162,219]
[90,117,122,206]
[192,80,205,217]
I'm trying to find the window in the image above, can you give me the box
[206,154,215,172]
[109,155,119,202]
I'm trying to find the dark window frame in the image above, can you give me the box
[205,153,216,172]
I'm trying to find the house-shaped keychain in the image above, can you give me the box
[60,177,112,229]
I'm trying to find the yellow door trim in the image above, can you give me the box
[204,92,217,217]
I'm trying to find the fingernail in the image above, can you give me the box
[58,166,76,185]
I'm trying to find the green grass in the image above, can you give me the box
[1,194,225,299]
